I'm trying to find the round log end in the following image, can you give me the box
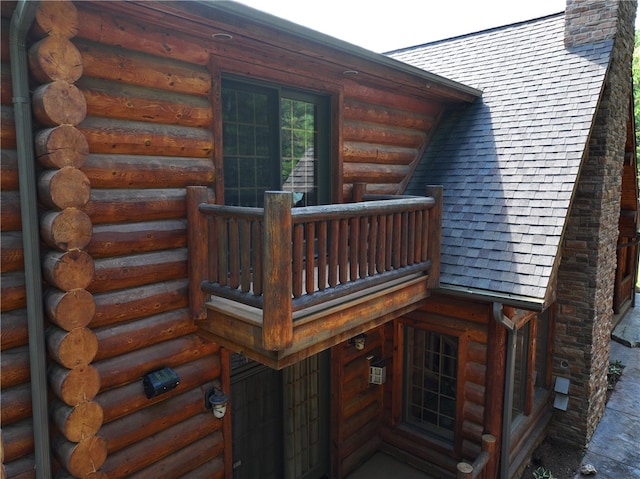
[52,364,101,406]
[56,400,104,442]
[57,435,108,478]
[43,250,95,291]
[29,36,83,83]
[32,81,87,127]
[41,208,93,251]
[33,0,79,39]
[48,326,99,368]
[35,126,89,169]
[39,167,91,209]
[45,288,96,331]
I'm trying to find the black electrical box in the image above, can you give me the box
[143,367,179,399]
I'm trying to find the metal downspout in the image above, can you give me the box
[9,1,52,478]
[493,302,516,479]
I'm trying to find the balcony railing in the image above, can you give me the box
[188,185,441,359]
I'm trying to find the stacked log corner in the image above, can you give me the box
[28,2,107,477]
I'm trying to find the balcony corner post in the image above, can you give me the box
[262,191,294,351]
[425,185,442,289]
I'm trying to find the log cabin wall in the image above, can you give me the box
[331,327,386,478]
[2,0,471,477]
[1,4,38,478]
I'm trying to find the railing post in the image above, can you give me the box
[352,182,366,202]
[262,191,293,351]
[481,434,497,479]
[426,185,442,288]
[187,186,209,320]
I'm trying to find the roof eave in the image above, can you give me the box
[196,0,482,101]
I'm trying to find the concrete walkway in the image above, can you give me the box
[573,304,640,478]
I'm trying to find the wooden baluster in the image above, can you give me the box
[377,214,386,273]
[216,217,228,287]
[240,219,251,293]
[400,212,408,267]
[414,210,423,264]
[359,216,368,278]
[228,218,240,288]
[317,221,327,291]
[328,219,339,287]
[186,186,208,320]
[262,192,293,351]
[385,213,393,271]
[293,224,304,298]
[393,213,401,268]
[305,222,315,294]
[421,208,429,263]
[349,217,359,281]
[407,211,416,265]
[252,221,263,295]
[368,215,378,275]
[339,219,349,284]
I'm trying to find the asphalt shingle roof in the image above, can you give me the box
[388,13,614,304]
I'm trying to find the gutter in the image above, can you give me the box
[9,1,52,478]
[439,283,547,312]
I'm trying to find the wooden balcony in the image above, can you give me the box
[187,185,442,369]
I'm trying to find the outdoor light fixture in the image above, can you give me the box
[206,380,229,418]
[211,32,233,40]
[367,355,386,385]
[348,333,367,351]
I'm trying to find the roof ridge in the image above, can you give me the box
[384,11,565,55]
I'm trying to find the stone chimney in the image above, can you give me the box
[564,0,628,47]
[552,0,637,447]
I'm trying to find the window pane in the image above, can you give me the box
[404,327,458,442]
[281,97,318,207]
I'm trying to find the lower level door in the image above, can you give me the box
[230,351,329,479]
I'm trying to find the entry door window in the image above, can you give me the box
[222,78,329,208]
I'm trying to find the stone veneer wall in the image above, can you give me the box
[551,0,637,446]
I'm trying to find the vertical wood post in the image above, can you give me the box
[352,182,366,202]
[426,185,442,288]
[482,434,498,479]
[187,186,209,320]
[262,192,293,351]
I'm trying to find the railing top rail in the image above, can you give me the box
[198,203,263,220]
[292,197,435,222]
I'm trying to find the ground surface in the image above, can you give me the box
[521,438,585,479]
[520,363,624,479]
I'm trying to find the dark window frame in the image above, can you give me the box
[219,75,331,208]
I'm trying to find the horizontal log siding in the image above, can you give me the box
[0,10,37,478]
[67,3,221,477]
[332,327,385,478]
[342,97,437,199]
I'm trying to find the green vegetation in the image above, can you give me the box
[532,466,557,479]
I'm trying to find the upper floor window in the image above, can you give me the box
[221,78,330,208]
